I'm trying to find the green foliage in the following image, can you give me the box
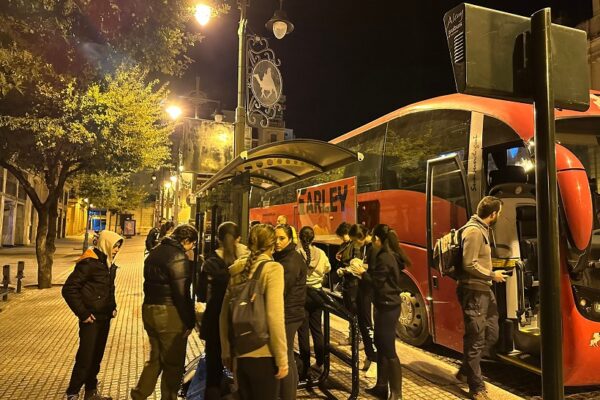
[75,172,148,213]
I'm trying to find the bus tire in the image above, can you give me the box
[396,284,431,346]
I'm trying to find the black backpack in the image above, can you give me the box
[433,227,465,280]
[227,260,270,355]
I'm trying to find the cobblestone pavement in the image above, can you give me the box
[0,235,521,399]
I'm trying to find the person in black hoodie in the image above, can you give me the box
[361,224,410,400]
[274,224,307,400]
[62,230,124,400]
[131,224,198,400]
[198,222,248,400]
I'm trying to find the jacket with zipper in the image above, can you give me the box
[274,242,307,324]
[363,249,405,308]
[459,215,494,291]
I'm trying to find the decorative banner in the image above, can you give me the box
[246,35,284,128]
[181,118,234,174]
[297,177,357,236]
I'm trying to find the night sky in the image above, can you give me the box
[171,0,592,141]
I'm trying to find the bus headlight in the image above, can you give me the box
[594,302,600,314]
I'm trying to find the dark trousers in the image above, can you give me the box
[131,305,189,400]
[298,288,325,374]
[343,276,377,361]
[66,319,111,395]
[373,305,401,359]
[237,357,280,400]
[457,287,499,394]
[280,320,303,400]
[204,335,223,390]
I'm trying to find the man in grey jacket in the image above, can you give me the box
[456,196,508,400]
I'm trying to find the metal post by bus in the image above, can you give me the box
[532,8,564,399]
[16,261,24,294]
[2,265,10,301]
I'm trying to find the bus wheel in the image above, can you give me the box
[397,290,430,346]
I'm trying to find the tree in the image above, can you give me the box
[0,0,231,288]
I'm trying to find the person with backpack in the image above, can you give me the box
[130,224,198,400]
[456,196,508,400]
[360,224,410,400]
[62,230,124,400]
[296,226,331,381]
[273,224,307,400]
[199,222,249,400]
[219,223,288,400]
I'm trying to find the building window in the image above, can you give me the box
[5,171,18,196]
[270,134,278,143]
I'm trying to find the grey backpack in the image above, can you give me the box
[228,260,270,355]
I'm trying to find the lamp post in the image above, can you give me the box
[82,199,92,252]
[196,0,294,241]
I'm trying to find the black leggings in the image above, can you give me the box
[204,336,223,389]
[373,305,401,359]
[343,276,377,361]
[236,357,280,400]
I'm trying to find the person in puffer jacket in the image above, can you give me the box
[62,230,124,400]
[131,224,198,400]
[296,226,331,381]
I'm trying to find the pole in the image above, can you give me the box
[532,8,564,399]
[82,205,90,252]
[235,0,250,243]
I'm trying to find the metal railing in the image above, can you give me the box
[297,288,360,400]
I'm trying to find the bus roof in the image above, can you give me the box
[330,91,600,145]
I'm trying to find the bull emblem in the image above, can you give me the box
[590,332,600,347]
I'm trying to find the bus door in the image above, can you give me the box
[426,154,472,351]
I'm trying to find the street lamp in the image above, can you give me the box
[196,0,293,242]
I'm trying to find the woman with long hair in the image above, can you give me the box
[199,222,248,400]
[219,224,288,400]
[297,226,331,381]
[273,224,307,400]
[361,224,410,400]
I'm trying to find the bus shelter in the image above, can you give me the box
[194,139,363,252]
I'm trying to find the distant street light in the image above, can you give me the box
[166,105,183,120]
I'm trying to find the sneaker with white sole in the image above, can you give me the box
[365,361,378,378]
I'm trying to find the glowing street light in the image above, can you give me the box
[195,4,211,26]
[166,105,183,120]
[266,0,294,40]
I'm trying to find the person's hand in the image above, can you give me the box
[112,309,117,318]
[83,314,96,324]
[275,364,289,379]
[336,268,345,277]
[492,270,508,283]
[222,357,233,371]
[335,252,342,261]
[183,329,192,338]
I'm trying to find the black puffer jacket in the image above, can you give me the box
[363,249,405,308]
[62,248,117,321]
[144,237,195,329]
[274,242,307,324]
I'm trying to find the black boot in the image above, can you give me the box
[365,355,389,399]
[387,357,402,400]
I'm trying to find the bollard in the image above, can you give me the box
[2,265,9,301]
[16,261,24,294]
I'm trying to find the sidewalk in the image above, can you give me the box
[0,235,523,399]
[0,235,89,288]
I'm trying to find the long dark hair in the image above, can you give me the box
[243,224,276,277]
[372,224,411,267]
[159,221,175,237]
[299,226,315,267]
[217,221,240,266]
[348,224,369,241]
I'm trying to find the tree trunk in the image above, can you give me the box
[35,207,52,288]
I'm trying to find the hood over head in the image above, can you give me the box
[96,230,124,266]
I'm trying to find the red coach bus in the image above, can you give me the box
[250,92,600,385]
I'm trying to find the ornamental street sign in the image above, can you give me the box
[251,59,282,107]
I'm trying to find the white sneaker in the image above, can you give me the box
[365,361,377,378]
